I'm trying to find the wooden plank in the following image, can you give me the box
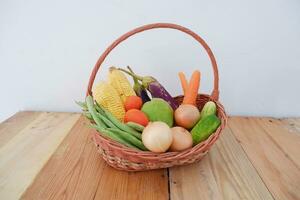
[255,117,300,167]
[169,155,222,200]
[279,118,300,136]
[0,112,80,200]
[229,117,300,200]
[22,116,169,200]
[169,126,273,200]
[22,116,105,200]
[0,111,41,148]
[94,167,168,200]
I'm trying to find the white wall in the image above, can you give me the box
[1,0,300,122]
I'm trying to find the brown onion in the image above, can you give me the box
[169,127,193,151]
[174,104,200,129]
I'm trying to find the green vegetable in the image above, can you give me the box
[80,96,143,151]
[191,114,221,145]
[141,98,174,127]
[126,122,144,132]
[96,113,117,129]
[95,101,106,116]
[101,106,142,139]
[86,95,107,128]
[83,111,93,121]
[76,101,88,111]
[80,96,144,150]
[107,128,147,150]
[200,101,217,120]
[76,100,94,121]
[91,125,138,149]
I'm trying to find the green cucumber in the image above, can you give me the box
[200,101,217,120]
[191,114,221,145]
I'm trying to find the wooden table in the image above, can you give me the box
[0,112,299,200]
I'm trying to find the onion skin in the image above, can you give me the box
[174,105,200,129]
[169,127,193,151]
[142,122,173,153]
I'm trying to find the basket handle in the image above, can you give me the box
[86,23,219,100]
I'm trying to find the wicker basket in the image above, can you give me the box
[86,23,227,171]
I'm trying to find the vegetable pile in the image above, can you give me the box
[77,66,221,152]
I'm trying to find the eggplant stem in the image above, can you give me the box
[127,66,134,73]
[118,68,143,81]
[127,66,138,84]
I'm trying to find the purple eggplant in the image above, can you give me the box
[147,81,179,110]
[119,68,178,110]
[140,89,151,103]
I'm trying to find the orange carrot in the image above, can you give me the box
[183,70,201,105]
[178,72,188,95]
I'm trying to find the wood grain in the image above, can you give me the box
[0,112,80,200]
[94,167,168,200]
[0,111,41,148]
[255,117,300,167]
[169,155,222,200]
[22,116,169,200]
[229,117,300,200]
[169,127,273,200]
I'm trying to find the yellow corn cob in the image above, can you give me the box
[92,81,125,122]
[108,67,136,103]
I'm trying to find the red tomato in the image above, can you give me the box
[124,96,143,111]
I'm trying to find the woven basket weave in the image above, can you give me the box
[86,23,227,171]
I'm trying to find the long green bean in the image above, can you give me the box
[85,98,145,149]
[75,101,88,111]
[126,122,144,132]
[95,102,106,116]
[86,95,107,128]
[96,113,117,128]
[83,111,93,121]
[107,128,147,150]
[100,107,142,139]
[91,125,138,149]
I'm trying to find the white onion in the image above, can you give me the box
[142,122,173,153]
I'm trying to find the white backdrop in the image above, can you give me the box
[1,0,300,122]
